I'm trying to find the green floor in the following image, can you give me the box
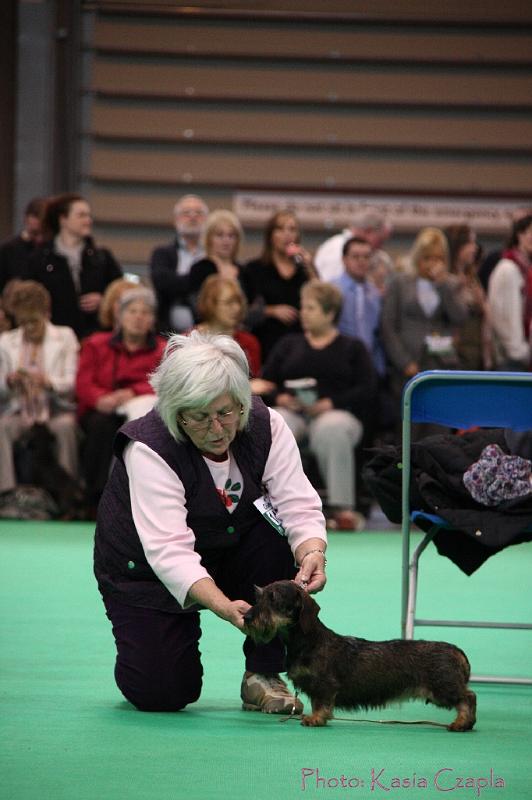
[1,521,531,800]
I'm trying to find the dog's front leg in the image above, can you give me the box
[301,695,335,727]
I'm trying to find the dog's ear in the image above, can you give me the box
[253,585,264,599]
[299,591,320,635]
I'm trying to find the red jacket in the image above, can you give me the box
[76,331,166,418]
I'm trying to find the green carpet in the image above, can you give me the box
[1,521,531,800]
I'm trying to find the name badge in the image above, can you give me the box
[253,495,286,536]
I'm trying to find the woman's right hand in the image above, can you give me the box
[218,599,252,630]
[266,304,299,325]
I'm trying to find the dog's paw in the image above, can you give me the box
[301,713,328,727]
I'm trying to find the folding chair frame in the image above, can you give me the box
[400,370,532,685]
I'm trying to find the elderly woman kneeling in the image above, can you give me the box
[94,331,327,713]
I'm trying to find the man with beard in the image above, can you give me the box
[150,195,209,333]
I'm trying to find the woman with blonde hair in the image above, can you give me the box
[188,210,249,299]
[196,275,261,377]
[380,226,468,409]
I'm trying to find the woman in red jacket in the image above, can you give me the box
[76,287,166,511]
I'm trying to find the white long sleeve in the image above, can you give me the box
[123,407,327,607]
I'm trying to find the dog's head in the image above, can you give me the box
[242,580,320,643]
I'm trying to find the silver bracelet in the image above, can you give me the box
[299,549,327,567]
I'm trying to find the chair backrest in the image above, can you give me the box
[403,370,532,431]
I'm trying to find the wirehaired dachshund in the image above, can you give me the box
[243,580,476,730]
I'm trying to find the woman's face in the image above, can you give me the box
[212,285,243,330]
[209,223,239,261]
[179,392,241,457]
[416,246,446,280]
[15,309,47,343]
[457,233,478,269]
[300,294,334,335]
[517,223,532,257]
[271,214,299,256]
[120,300,154,339]
[60,200,92,239]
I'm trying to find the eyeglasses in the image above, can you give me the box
[179,405,242,432]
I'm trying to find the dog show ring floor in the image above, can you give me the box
[1,520,531,800]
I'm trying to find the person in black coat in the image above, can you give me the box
[27,193,122,339]
[0,197,46,295]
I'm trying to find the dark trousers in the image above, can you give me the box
[80,411,124,506]
[103,521,297,711]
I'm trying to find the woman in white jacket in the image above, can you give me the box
[488,214,532,370]
[0,281,79,493]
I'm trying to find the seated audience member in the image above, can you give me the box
[0,197,46,293]
[314,209,393,283]
[488,214,532,370]
[76,287,166,511]
[245,210,316,359]
[195,275,261,377]
[150,194,208,332]
[0,281,79,495]
[189,210,249,306]
[445,224,493,370]
[380,227,468,409]
[98,277,143,331]
[258,280,377,530]
[333,236,386,377]
[27,193,122,339]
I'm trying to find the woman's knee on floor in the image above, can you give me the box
[116,666,203,712]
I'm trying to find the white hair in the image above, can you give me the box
[150,330,251,442]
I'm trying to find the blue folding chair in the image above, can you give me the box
[400,370,532,684]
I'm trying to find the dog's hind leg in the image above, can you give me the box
[448,690,477,732]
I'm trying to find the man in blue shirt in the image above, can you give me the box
[333,237,386,377]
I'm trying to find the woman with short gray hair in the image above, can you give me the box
[76,286,165,511]
[94,330,327,715]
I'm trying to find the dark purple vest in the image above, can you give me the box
[94,396,272,612]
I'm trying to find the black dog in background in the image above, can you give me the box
[15,423,86,520]
[243,580,477,730]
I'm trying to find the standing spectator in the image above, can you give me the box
[0,198,46,293]
[478,207,532,291]
[27,194,122,339]
[245,210,315,359]
[76,287,165,512]
[259,280,377,530]
[333,236,386,377]
[150,194,209,332]
[445,224,492,370]
[0,281,79,494]
[380,227,468,408]
[196,275,261,378]
[314,209,393,283]
[488,214,532,370]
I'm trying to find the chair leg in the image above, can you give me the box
[405,529,437,640]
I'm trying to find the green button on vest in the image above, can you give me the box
[226,526,235,534]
